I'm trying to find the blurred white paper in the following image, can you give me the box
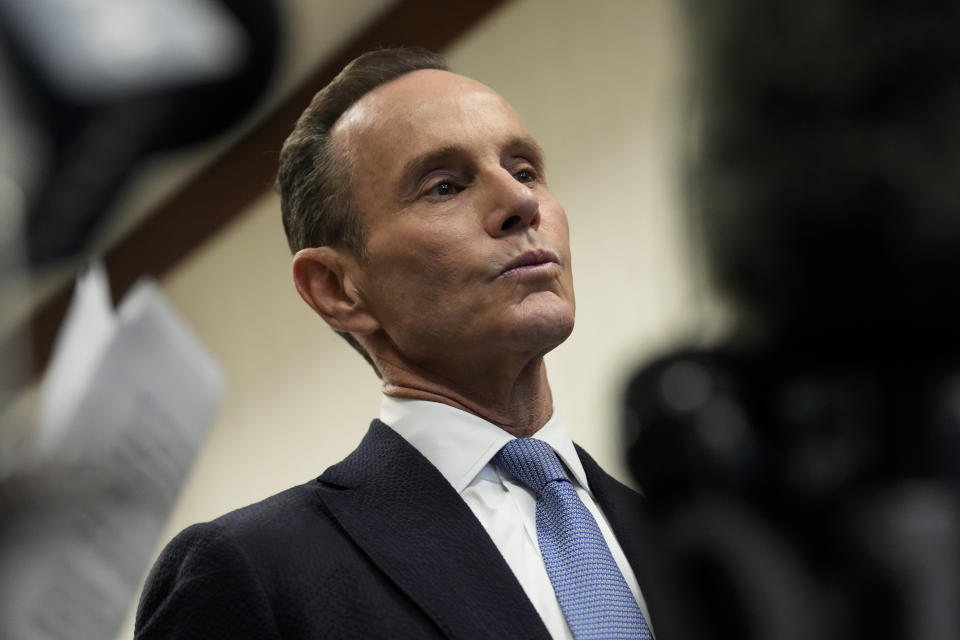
[0,264,225,640]
[36,262,116,453]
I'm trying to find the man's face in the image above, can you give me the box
[332,69,575,373]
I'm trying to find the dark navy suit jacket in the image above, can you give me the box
[134,420,659,639]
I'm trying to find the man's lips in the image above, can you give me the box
[498,249,561,277]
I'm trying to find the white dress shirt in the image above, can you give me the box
[380,395,652,640]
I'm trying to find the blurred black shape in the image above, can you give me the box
[689,0,960,360]
[625,2,960,638]
[0,0,280,266]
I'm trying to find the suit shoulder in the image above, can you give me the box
[213,481,325,530]
[146,481,329,580]
[179,479,352,564]
[136,481,343,638]
[136,513,284,638]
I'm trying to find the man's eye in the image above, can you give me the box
[515,169,536,184]
[427,181,461,197]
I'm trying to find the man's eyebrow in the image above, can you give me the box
[505,136,546,165]
[398,146,466,197]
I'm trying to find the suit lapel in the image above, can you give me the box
[576,446,648,576]
[576,445,670,632]
[315,420,551,640]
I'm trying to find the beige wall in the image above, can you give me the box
[122,0,720,633]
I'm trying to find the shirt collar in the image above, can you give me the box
[379,394,592,496]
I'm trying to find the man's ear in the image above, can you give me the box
[292,247,380,335]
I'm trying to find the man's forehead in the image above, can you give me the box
[332,69,516,142]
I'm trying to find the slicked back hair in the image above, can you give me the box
[277,48,449,376]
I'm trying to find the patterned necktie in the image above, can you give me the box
[494,438,653,640]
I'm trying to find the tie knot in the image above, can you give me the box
[493,438,569,495]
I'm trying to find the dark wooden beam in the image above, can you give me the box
[21,0,509,378]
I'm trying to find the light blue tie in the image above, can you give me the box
[494,438,653,640]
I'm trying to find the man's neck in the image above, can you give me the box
[380,357,554,438]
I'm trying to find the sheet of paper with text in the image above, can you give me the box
[0,263,225,640]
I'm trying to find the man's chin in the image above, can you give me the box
[504,305,575,354]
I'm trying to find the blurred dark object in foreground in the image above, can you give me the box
[0,0,279,267]
[625,2,960,638]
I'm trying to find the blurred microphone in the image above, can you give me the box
[625,2,960,639]
[0,0,280,267]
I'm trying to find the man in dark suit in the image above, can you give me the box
[135,48,658,639]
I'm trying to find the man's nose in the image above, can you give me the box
[484,169,541,237]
